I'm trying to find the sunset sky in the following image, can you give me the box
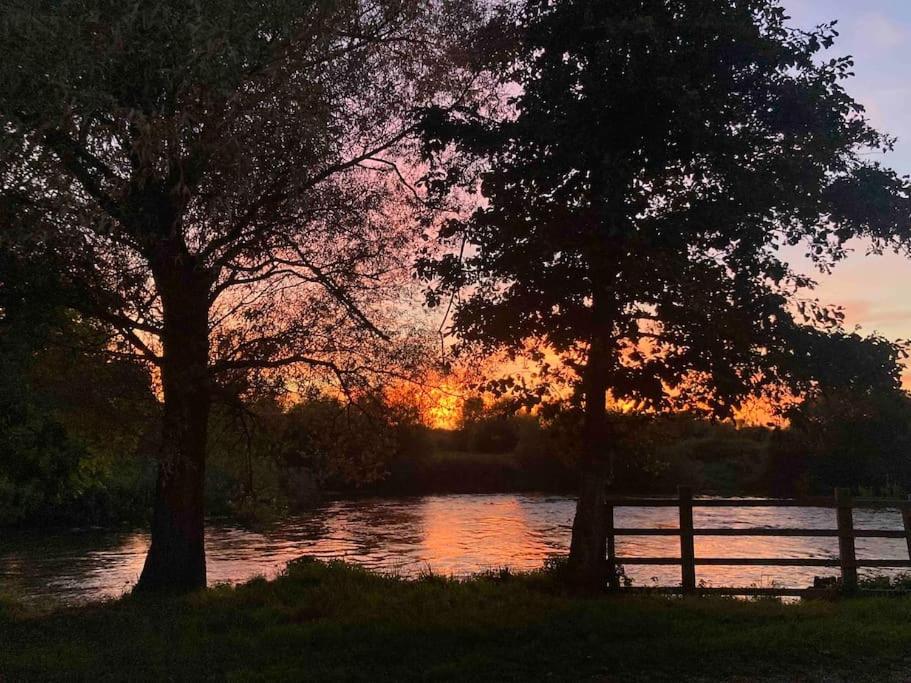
[784,0,911,381]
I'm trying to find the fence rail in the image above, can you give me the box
[604,487,911,596]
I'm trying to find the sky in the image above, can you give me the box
[782,0,911,381]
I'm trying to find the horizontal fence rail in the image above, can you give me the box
[604,496,907,508]
[604,487,911,596]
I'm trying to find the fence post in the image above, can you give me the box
[606,503,619,589]
[678,485,696,594]
[835,488,857,593]
[902,496,911,562]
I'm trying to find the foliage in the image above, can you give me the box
[0,240,156,526]
[454,397,522,453]
[768,389,911,496]
[622,416,770,493]
[278,395,411,487]
[531,406,773,494]
[205,392,430,518]
[5,559,911,680]
[0,0,480,396]
[859,573,911,591]
[419,0,910,419]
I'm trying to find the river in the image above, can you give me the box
[2,493,908,604]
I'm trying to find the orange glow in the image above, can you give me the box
[734,395,792,428]
[384,376,468,430]
[425,385,462,430]
[607,395,640,414]
[399,355,794,431]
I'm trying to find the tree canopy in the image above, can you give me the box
[419,0,911,584]
[1,0,477,395]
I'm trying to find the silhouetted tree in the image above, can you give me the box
[420,0,911,586]
[0,238,156,525]
[768,332,911,495]
[0,0,479,590]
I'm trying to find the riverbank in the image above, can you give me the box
[3,559,911,681]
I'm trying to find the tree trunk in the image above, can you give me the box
[568,460,610,587]
[136,263,210,592]
[568,330,611,589]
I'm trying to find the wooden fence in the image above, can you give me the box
[605,487,911,597]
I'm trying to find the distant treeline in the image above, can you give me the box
[4,315,911,528]
[374,397,911,500]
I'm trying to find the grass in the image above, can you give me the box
[3,559,911,681]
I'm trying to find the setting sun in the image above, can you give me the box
[426,387,462,430]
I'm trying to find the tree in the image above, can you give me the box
[767,331,911,496]
[420,0,911,586]
[0,0,479,590]
[0,237,156,526]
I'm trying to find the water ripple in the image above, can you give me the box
[1,493,907,604]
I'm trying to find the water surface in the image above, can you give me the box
[2,493,908,604]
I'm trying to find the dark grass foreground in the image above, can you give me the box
[3,559,911,681]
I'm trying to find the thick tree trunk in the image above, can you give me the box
[568,460,610,587]
[568,330,612,590]
[136,264,210,592]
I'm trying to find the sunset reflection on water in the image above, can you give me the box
[1,494,907,604]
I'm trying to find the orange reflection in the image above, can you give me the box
[419,496,538,574]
